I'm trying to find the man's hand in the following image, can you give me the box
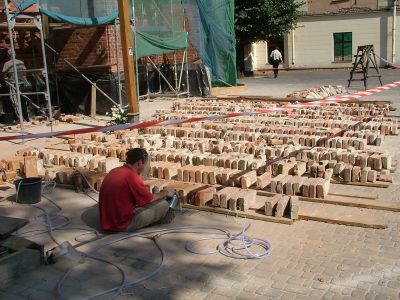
[153,188,176,201]
[163,188,176,198]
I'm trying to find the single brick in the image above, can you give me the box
[275,195,290,218]
[265,194,282,216]
[290,196,300,220]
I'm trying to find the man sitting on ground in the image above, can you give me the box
[99,148,177,232]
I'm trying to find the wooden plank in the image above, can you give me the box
[298,202,387,229]
[328,191,378,200]
[0,216,28,239]
[182,204,293,225]
[299,195,400,212]
[331,179,390,189]
[256,190,399,212]
[91,84,97,119]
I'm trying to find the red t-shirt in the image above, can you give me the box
[99,164,154,231]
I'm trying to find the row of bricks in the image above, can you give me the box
[35,150,121,173]
[160,114,397,134]
[173,100,390,110]
[201,119,397,135]
[148,162,270,189]
[270,175,331,199]
[169,108,391,118]
[202,123,390,137]
[171,102,391,114]
[281,147,391,171]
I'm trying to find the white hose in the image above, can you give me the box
[57,225,272,300]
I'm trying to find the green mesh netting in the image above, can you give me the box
[12,0,118,25]
[182,0,237,86]
[133,0,187,58]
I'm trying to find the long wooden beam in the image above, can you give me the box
[117,0,140,122]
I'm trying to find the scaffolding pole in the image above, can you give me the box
[114,19,123,107]
[4,0,26,140]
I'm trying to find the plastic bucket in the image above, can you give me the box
[14,177,42,204]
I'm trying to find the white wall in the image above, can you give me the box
[285,11,398,68]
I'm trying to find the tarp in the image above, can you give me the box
[133,0,187,58]
[12,0,119,25]
[182,0,237,86]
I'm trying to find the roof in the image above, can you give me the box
[302,6,399,17]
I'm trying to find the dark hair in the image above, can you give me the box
[126,148,148,165]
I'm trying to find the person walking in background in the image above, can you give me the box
[270,46,283,78]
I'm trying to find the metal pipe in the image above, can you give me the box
[0,91,47,96]
[173,52,178,91]
[145,57,150,99]
[45,42,119,107]
[4,0,25,140]
[393,0,397,64]
[185,46,190,96]
[158,55,162,93]
[114,19,123,107]
[131,0,140,102]
[0,68,46,74]
[178,50,186,91]
[37,14,54,132]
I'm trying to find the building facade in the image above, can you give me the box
[245,2,399,73]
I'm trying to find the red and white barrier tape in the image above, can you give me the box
[1,80,399,142]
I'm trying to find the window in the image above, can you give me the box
[334,32,352,62]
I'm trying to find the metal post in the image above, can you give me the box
[178,49,186,91]
[145,57,150,99]
[131,0,141,103]
[185,46,190,96]
[173,51,178,93]
[114,19,123,107]
[4,0,25,139]
[35,14,54,132]
[393,0,397,64]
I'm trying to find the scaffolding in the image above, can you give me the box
[2,0,53,135]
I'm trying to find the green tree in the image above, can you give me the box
[235,0,304,73]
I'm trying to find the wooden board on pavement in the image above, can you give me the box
[298,202,387,229]
[183,204,293,225]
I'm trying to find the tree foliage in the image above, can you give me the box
[235,0,304,45]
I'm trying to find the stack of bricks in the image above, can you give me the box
[0,156,39,183]
[265,195,299,219]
